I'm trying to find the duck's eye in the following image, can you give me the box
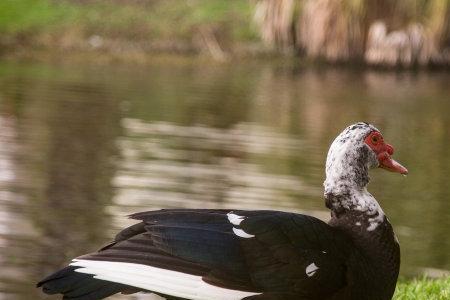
[371,135,379,144]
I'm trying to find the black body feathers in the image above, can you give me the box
[37,209,399,300]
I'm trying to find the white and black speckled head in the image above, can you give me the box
[324,122,379,195]
[323,122,408,231]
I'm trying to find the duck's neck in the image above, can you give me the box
[323,147,385,232]
[324,169,400,300]
[324,187,385,232]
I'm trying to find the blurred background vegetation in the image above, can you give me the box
[0,0,449,67]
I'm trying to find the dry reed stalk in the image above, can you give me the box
[365,0,449,67]
[197,27,228,62]
[254,0,295,49]
[421,0,450,65]
[297,0,366,62]
[254,0,449,66]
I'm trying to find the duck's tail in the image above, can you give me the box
[37,265,137,299]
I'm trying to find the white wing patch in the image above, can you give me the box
[227,213,254,238]
[305,263,319,277]
[227,213,246,226]
[232,227,255,238]
[70,259,260,300]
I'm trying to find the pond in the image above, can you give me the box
[0,58,449,299]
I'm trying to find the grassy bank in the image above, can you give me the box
[1,0,448,66]
[394,277,450,300]
[0,0,259,59]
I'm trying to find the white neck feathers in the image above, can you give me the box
[323,123,385,231]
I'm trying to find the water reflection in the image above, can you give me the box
[0,114,24,298]
[112,119,322,219]
[0,70,120,299]
[0,60,449,299]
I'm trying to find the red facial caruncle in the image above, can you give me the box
[364,131,408,175]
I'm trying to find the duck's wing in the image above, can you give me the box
[233,210,350,299]
[37,209,350,300]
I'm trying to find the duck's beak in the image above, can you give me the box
[378,144,408,175]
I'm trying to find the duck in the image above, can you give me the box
[37,122,408,300]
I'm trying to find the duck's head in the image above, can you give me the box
[324,122,408,196]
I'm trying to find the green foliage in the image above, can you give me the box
[0,0,76,34]
[394,277,450,300]
[0,0,257,42]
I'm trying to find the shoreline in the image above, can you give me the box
[1,0,448,69]
[2,46,449,72]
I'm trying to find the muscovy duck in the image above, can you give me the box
[37,122,408,300]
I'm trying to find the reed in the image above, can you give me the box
[253,0,296,50]
[254,0,450,67]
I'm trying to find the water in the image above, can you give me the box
[0,58,449,299]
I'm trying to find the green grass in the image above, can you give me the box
[394,277,450,300]
[0,0,76,34]
[0,0,257,46]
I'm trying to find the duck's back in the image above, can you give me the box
[38,209,401,300]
